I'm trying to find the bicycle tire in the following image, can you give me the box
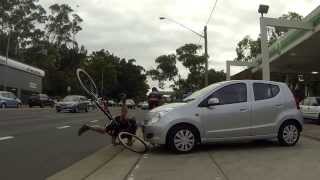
[76,68,98,99]
[118,132,148,153]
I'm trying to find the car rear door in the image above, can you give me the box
[309,97,320,119]
[300,98,311,118]
[251,82,283,136]
[200,82,251,139]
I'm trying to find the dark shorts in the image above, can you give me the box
[105,116,137,136]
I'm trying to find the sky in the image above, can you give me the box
[40,0,319,89]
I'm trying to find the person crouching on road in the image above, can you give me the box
[78,94,137,146]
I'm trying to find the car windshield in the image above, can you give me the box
[63,96,79,102]
[183,82,223,103]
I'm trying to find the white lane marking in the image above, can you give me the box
[0,136,14,141]
[90,120,99,123]
[57,126,71,129]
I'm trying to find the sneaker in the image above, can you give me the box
[78,125,90,136]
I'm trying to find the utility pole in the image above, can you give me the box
[204,26,208,86]
[101,71,104,96]
[159,17,210,86]
[4,31,11,90]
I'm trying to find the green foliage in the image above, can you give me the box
[0,2,149,100]
[147,54,177,88]
[46,4,83,47]
[148,43,226,99]
[235,36,261,62]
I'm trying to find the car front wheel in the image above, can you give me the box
[167,125,197,153]
[278,121,300,146]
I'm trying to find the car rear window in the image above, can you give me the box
[253,83,280,101]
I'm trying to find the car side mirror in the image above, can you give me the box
[208,98,220,106]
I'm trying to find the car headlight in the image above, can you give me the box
[149,111,168,124]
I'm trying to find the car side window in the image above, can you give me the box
[310,98,318,106]
[208,83,247,105]
[302,98,310,106]
[253,83,280,101]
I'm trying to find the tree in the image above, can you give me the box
[235,36,261,62]
[0,0,47,59]
[46,4,83,48]
[176,43,206,90]
[147,54,178,88]
[207,69,226,84]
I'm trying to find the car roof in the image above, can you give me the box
[0,91,12,93]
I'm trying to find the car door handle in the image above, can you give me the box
[275,104,283,107]
[240,108,248,112]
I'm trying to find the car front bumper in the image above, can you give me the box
[143,123,166,145]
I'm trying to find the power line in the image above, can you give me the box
[206,0,219,25]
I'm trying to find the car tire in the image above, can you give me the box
[167,125,198,153]
[73,106,79,113]
[56,108,61,112]
[85,107,88,112]
[40,103,44,108]
[1,103,6,109]
[278,121,300,146]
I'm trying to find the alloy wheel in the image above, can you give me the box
[173,129,195,152]
[282,124,299,144]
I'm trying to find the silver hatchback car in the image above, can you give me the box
[144,80,303,153]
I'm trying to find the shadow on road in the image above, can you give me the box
[147,139,298,155]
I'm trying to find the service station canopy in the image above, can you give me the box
[232,5,320,80]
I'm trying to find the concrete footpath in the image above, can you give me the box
[47,123,320,180]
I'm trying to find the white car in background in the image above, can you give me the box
[300,97,320,120]
[126,99,136,109]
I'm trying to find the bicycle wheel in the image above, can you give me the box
[118,132,148,153]
[76,68,98,99]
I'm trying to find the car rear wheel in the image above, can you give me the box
[167,125,197,153]
[278,121,300,146]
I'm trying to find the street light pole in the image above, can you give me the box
[204,26,208,86]
[160,17,209,86]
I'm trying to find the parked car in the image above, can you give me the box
[56,95,89,113]
[140,101,149,110]
[144,80,303,153]
[108,100,116,106]
[0,91,22,108]
[126,99,136,109]
[28,94,54,108]
[300,97,320,120]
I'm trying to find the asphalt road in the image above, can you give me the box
[0,107,147,180]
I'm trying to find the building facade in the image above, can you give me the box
[0,55,45,103]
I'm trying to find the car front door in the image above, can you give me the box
[251,83,283,136]
[7,93,17,107]
[200,83,251,139]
